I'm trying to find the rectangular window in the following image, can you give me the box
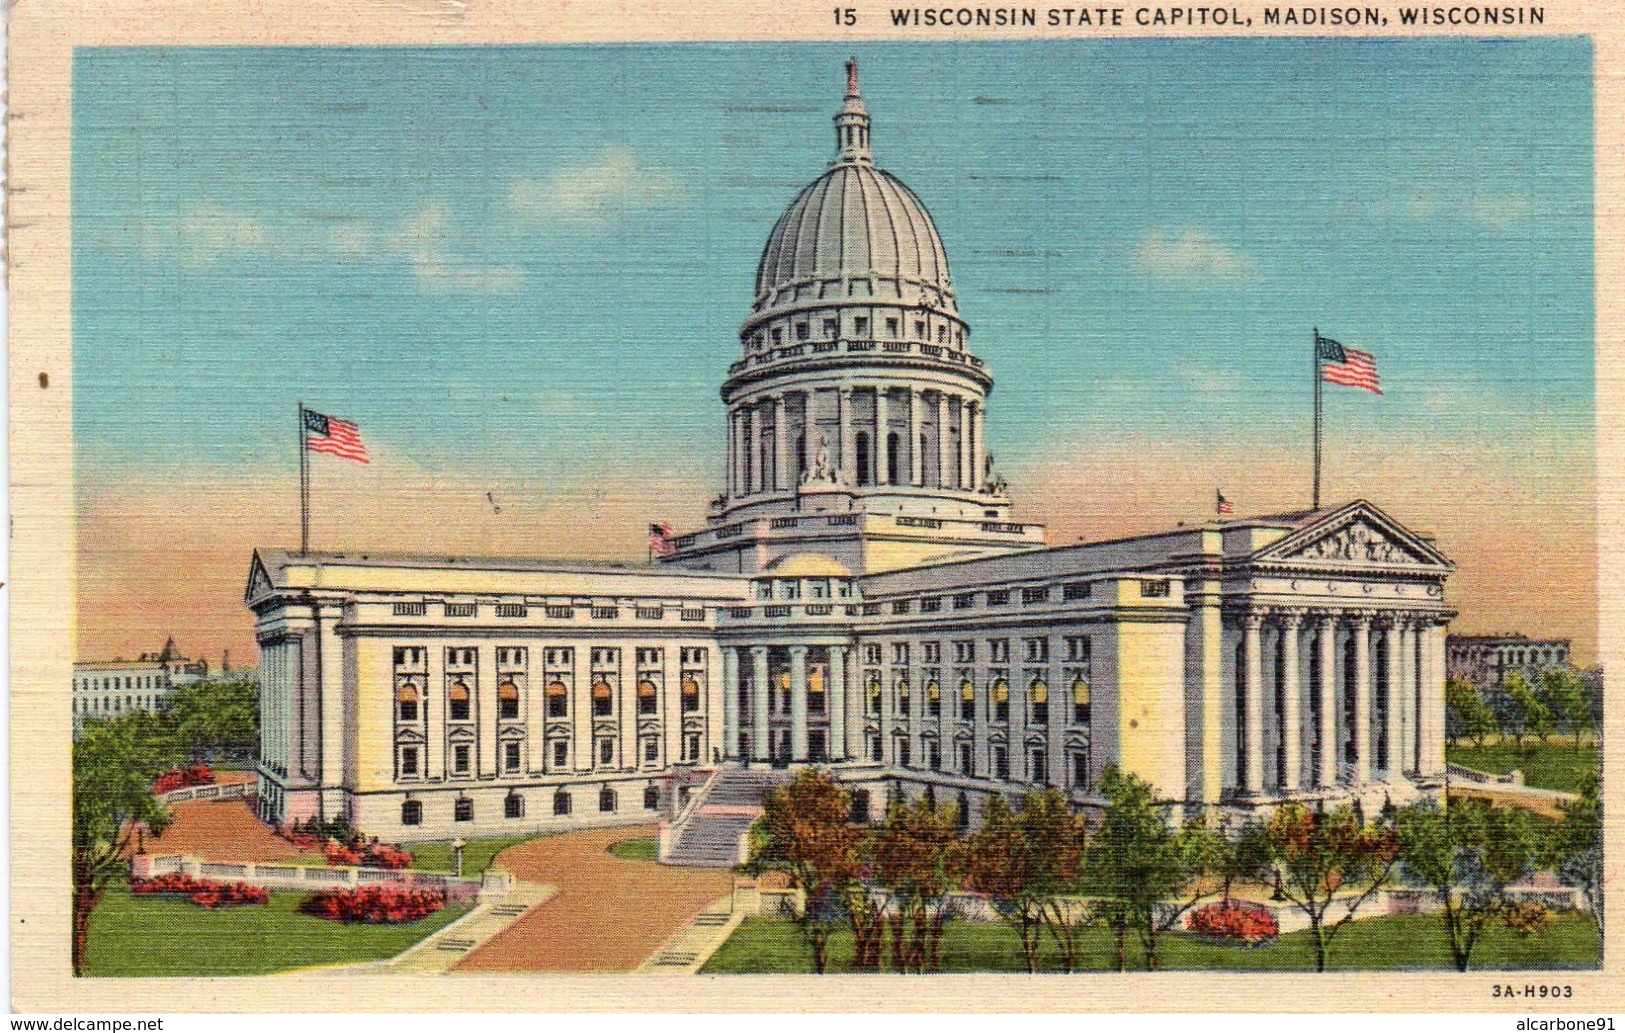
[892,643,909,665]
[1022,586,1050,605]
[914,319,926,339]
[453,744,470,775]
[953,593,975,610]
[994,745,1010,780]
[393,601,426,617]
[504,741,521,772]
[986,590,1010,606]
[599,739,615,765]
[870,736,882,762]
[928,740,942,770]
[643,737,659,762]
[823,317,838,337]
[546,647,574,667]
[795,322,810,341]
[400,747,419,777]
[863,644,883,666]
[684,732,700,762]
[592,648,619,666]
[1066,635,1092,664]
[1062,582,1091,601]
[989,639,1010,663]
[637,648,663,666]
[681,647,707,665]
[854,316,869,337]
[959,742,973,774]
[1141,579,1171,598]
[591,606,620,620]
[552,740,569,768]
[922,641,941,664]
[885,317,899,337]
[1025,637,1050,663]
[891,599,910,614]
[954,640,975,663]
[899,740,912,767]
[920,596,941,613]
[1031,748,1048,784]
[445,601,477,617]
[496,603,527,618]
[454,798,473,822]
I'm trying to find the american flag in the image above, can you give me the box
[1317,335,1382,395]
[304,408,369,463]
[649,522,675,558]
[1216,490,1234,516]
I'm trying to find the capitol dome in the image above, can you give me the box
[745,60,960,335]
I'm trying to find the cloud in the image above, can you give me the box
[510,148,681,226]
[388,204,524,293]
[1134,229,1254,282]
[175,206,265,266]
[1354,188,1532,230]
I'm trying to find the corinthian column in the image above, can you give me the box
[756,400,771,496]
[1242,612,1265,793]
[723,646,741,759]
[751,646,770,763]
[774,394,789,491]
[1383,617,1404,778]
[1420,618,1447,776]
[1316,614,1338,787]
[790,645,809,762]
[828,648,847,761]
[973,403,987,490]
[1278,610,1303,792]
[875,386,891,485]
[958,397,973,490]
[936,392,950,488]
[1352,614,1373,785]
[909,388,923,486]
[839,387,855,486]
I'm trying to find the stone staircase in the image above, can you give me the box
[660,768,789,867]
[638,899,743,973]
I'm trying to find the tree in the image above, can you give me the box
[1502,671,1553,748]
[964,789,1086,973]
[870,792,965,973]
[1553,766,1602,934]
[1082,766,1218,971]
[1445,677,1498,748]
[1396,799,1542,971]
[162,676,259,759]
[747,769,867,974]
[1255,801,1400,972]
[1539,668,1594,747]
[73,712,185,975]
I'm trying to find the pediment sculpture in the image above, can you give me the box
[1294,520,1416,565]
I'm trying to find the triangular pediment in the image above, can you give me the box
[245,551,276,606]
[1254,501,1451,571]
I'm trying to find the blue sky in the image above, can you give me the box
[71,40,1597,662]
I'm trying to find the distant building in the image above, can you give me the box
[72,636,207,736]
[1446,634,1571,689]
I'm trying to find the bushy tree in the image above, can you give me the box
[871,792,965,973]
[1445,677,1498,748]
[163,676,259,759]
[1396,799,1543,971]
[73,713,185,975]
[1539,668,1594,747]
[964,789,1087,972]
[1254,802,1400,972]
[1553,766,1602,934]
[747,769,867,973]
[1502,671,1553,748]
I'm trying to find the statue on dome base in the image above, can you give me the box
[801,433,839,487]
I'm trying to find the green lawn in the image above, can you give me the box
[83,883,473,977]
[702,913,1600,974]
[401,834,538,875]
[1447,741,1597,794]
[607,836,659,862]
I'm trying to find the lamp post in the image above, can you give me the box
[452,838,466,879]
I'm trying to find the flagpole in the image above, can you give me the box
[298,401,310,555]
[1312,328,1322,510]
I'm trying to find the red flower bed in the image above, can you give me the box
[131,873,268,908]
[322,841,414,869]
[152,764,216,795]
[1187,900,1279,945]
[299,885,446,924]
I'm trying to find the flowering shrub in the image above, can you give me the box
[152,764,216,795]
[322,841,414,869]
[299,885,446,924]
[1504,901,1552,937]
[1186,900,1279,945]
[131,873,268,908]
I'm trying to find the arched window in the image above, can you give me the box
[553,790,572,816]
[401,800,422,826]
[960,678,976,720]
[993,679,1010,722]
[498,680,520,721]
[505,792,524,819]
[896,677,911,713]
[599,786,617,813]
[886,432,900,484]
[448,680,472,722]
[855,431,871,485]
[637,679,658,716]
[547,680,568,718]
[867,678,882,716]
[681,678,701,712]
[592,680,614,717]
[1030,678,1049,725]
[926,679,941,717]
[644,784,660,810]
[1072,676,1091,723]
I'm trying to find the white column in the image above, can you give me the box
[958,397,973,490]
[1420,619,1447,776]
[875,386,890,486]
[751,646,770,763]
[756,402,770,497]
[839,388,855,486]
[972,402,987,490]
[936,392,950,488]
[774,394,789,491]
[723,646,741,759]
[1316,614,1338,787]
[828,647,847,761]
[909,388,923,486]
[1242,613,1265,793]
[1279,611,1303,792]
[789,646,809,762]
[1383,617,1403,778]
[1352,614,1372,785]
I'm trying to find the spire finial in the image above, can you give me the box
[846,57,860,97]
[834,58,872,165]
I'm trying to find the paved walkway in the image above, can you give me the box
[638,897,743,974]
[139,799,313,862]
[384,882,558,973]
[453,825,733,973]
